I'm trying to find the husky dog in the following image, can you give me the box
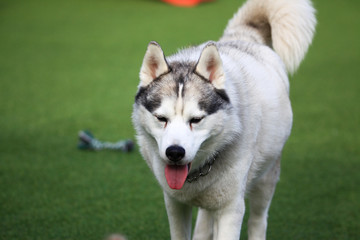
[132,0,316,239]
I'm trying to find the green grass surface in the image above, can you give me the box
[0,0,359,239]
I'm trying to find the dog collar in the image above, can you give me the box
[186,153,217,183]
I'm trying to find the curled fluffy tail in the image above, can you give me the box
[221,0,316,74]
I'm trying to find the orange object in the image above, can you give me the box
[162,0,213,7]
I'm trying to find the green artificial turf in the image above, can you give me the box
[0,0,359,239]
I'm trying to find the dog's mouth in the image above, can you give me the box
[164,163,191,190]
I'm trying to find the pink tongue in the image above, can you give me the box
[165,165,188,190]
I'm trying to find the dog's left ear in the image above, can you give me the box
[195,42,225,89]
[139,41,169,87]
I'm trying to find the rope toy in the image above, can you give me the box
[77,130,134,152]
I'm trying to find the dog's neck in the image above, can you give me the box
[186,152,218,183]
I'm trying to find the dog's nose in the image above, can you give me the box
[166,145,185,162]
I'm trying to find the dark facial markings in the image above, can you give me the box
[135,61,231,115]
[197,86,230,115]
[135,74,171,113]
[193,68,230,114]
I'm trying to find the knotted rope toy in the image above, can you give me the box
[77,130,134,152]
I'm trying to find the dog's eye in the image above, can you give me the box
[189,117,203,125]
[156,116,168,123]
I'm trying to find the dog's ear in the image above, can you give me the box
[195,42,225,89]
[139,41,169,87]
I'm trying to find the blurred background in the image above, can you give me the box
[0,0,359,239]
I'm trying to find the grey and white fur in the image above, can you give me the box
[132,0,316,239]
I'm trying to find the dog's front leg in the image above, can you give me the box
[164,193,193,240]
[213,198,245,240]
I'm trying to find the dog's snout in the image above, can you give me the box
[166,145,185,162]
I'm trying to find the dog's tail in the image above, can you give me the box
[221,0,316,74]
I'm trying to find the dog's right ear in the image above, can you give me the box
[139,41,169,87]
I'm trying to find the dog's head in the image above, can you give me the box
[133,42,237,190]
